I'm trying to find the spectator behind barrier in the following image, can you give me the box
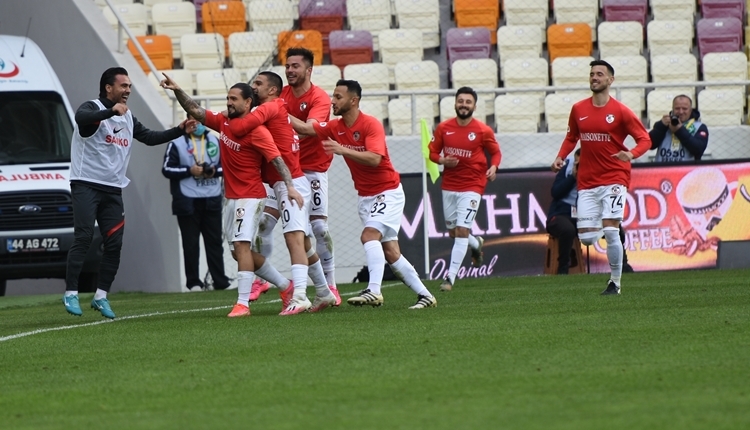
[649,95,709,162]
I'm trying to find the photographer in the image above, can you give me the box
[649,95,709,162]
[162,115,230,291]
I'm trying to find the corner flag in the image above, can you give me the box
[420,119,440,184]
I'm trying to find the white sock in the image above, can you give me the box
[604,227,623,287]
[65,290,78,297]
[363,240,385,295]
[467,234,479,250]
[308,260,331,296]
[448,237,469,283]
[291,264,308,300]
[237,271,254,306]
[94,289,107,300]
[255,261,290,291]
[390,255,431,297]
[311,219,335,284]
[255,213,277,258]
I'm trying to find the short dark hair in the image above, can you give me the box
[575,148,581,156]
[285,47,314,67]
[336,79,362,99]
[230,82,258,107]
[589,60,615,76]
[99,67,128,98]
[258,71,284,93]
[673,94,693,105]
[455,86,477,102]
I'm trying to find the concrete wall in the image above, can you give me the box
[1,0,182,294]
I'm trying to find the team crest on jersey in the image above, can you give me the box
[311,180,321,190]
[376,194,385,203]
[470,200,477,208]
[353,131,360,141]
[468,132,476,141]
[300,102,307,111]
[606,114,615,123]
[611,185,622,194]
[236,208,245,218]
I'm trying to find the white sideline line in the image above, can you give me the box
[0,283,402,343]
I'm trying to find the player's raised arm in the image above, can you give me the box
[228,102,274,137]
[160,73,205,123]
[290,115,317,136]
[322,138,382,167]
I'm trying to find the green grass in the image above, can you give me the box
[1,269,749,430]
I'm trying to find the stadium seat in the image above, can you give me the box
[310,64,342,91]
[446,27,491,66]
[554,0,599,40]
[344,62,390,119]
[503,57,549,110]
[152,2,197,60]
[248,0,295,35]
[646,20,693,57]
[702,52,747,101]
[345,0,392,51]
[454,0,500,44]
[329,30,374,69]
[393,0,440,48]
[504,0,549,40]
[494,94,541,133]
[450,59,498,116]
[201,1,246,57]
[602,0,647,26]
[650,0,696,23]
[378,29,424,83]
[496,25,543,78]
[597,21,643,58]
[545,92,591,132]
[359,98,388,122]
[604,55,648,112]
[547,23,593,63]
[228,31,274,70]
[277,30,324,65]
[387,98,434,135]
[696,17,743,59]
[103,3,149,42]
[395,60,440,117]
[298,0,346,54]
[150,68,194,123]
[128,35,174,73]
[651,54,697,89]
[646,89,694,127]
[700,0,744,22]
[143,0,177,26]
[181,33,226,71]
[698,88,744,125]
[195,68,244,110]
[551,56,596,94]
[440,95,487,123]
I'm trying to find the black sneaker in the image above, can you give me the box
[601,281,621,295]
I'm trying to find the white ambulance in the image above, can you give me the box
[0,35,101,296]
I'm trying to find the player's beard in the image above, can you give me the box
[227,106,241,119]
[333,104,349,116]
[455,107,474,120]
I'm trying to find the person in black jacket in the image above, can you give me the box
[162,115,230,291]
[648,95,708,162]
[546,149,633,274]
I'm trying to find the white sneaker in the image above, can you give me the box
[309,293,337,313]
[408,295,437,309]
[347,289,384,307]
[279,296,312,316]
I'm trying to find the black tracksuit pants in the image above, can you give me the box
[66,183,124,292]
[177,199,229,290]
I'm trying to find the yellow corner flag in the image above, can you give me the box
[420,119,440,184]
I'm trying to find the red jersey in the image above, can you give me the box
[227,98,303,184]
[557,97,651,190]
[429,117,502,194]
[312,113,400,196]
[204,111,279,199]
[281,84,333,172]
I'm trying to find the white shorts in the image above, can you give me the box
[262,183,278,211]
[442,190,481,230]
[304,170,329,217]
[224,198,264,249]
[273,176,311,235]
[357,184,405,242]
[576,184,628,229]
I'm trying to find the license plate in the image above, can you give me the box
[6,237,60,253]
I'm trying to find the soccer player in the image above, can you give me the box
[160,74,304,317]
[281,47,340,305]
[429,87,501,292]
[291,80,437,309]
[228,71,336,315]
[550,60,651,295]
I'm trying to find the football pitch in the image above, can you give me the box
[1,269,749,430]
